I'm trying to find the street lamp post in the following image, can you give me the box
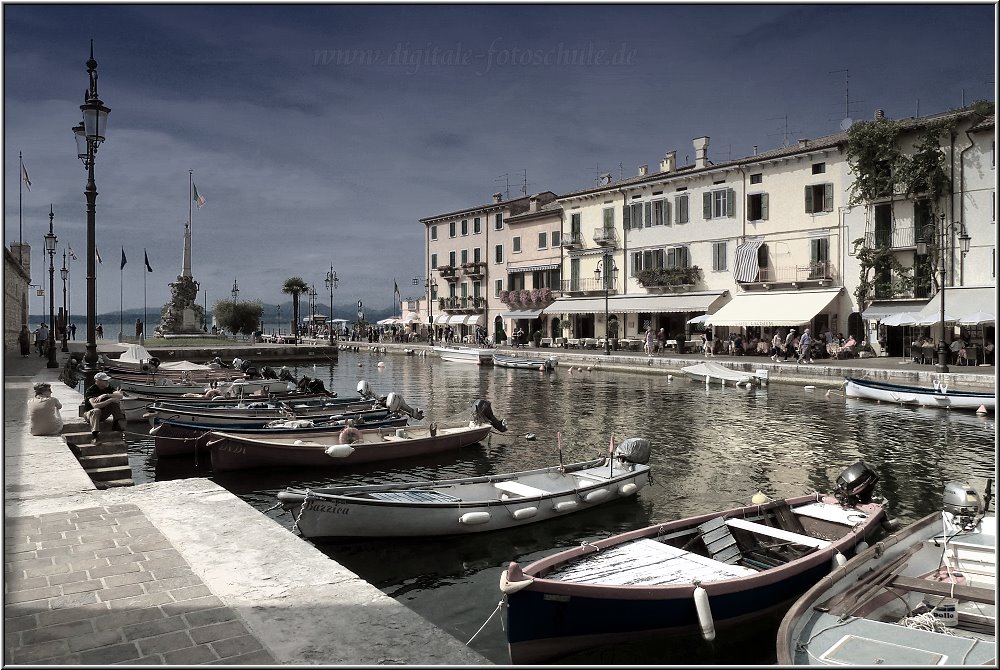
[44,206,59,368]
[60,251,69,352]
[916,213,971,373]
[308,285,317,336]
[325,266,339,345]
[231,277,239,302]
[424,277,438,343]
[72,41,110,390]
[594,252,618,356]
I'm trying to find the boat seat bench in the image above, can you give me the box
[889,575,995,605]
[725,517,831,549]
[494,481,548,498]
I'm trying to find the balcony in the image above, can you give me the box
[461,261,485,277]
[746,261,840,289]
[437,265,458,279]
[558,277,620,295]
[593,227,619,247]
[500,288,555,309]
[439,296,486,313]
[863,226,917,249]
[635,266,703,290]
[560,233,583,249]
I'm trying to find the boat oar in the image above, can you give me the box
[557,431,563,469]
[820,543,919,614]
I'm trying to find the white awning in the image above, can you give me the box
[463,314,485,326]
[543,292,728,315]
[864,301,930,320]
[446,315,467,325]
[917,286,995,321]
[401,311,421,323]
[507,263,560,273]
[706,288,842,327]
[733,240,764,283]
[500,309,544,319]
[434,315,450,325]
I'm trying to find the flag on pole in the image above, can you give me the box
[68,247,78,261]
[120,246,127,270]
[20,162,31,191]
[144,249,153,272]
[95,247,103,264]
[394,280,400,302]
[192,183,206,208]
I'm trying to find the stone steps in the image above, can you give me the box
[85,464,134,482]
[61,427,134,489]
[78,453,129,469]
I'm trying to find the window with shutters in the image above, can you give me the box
[712,242,728,271]
[473,281,481,300]
[512,236,521,254]
[651,198,670,226]
[449,251,456,267]
[632,249,665,271]
[460,249,468,264]
[675,193,690,224]
[631,251,642,273]
[494,213,503,230]
[629,202,644,229]
[811,237,830,263]
[473,217,481,234]
[551,230,561,247]
[449,221,456,237]
[570,212,581,235]
[703,188,736,219]
[748,193,769,222]
[538,232,547,249]
[494,244,503,263]
[461,219,468,236]
[473,247,482,263]
[494,279,502,297]
[805,183,835,213]
[666,246,690,268]
[602,207,615,230]
[431,225,438,240]
[431,253,438,269]
[570,258,580,291]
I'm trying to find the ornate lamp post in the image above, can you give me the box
[325,266,339,345]
[594,252,618,356]
[72,41,110,389]
[60,251,69,352]
[916,213,971,373]
[44,207,59,368]
[231,277,239,302]
[425,276,438,343]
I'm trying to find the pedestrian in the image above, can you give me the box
[135,318,143,338]
[644,327,655,357]
[28,382,64,436]
[18,324,31,357]
[83,372,126,440]
[657,328,667,355]
[798,328,813,364]
[35,323,49,357]
[69,322,77,340]
[770,331,783,361]
[96,323,104,339]
[783,328,796,361]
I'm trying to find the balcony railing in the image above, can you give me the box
[593,227,619,247]
[438,296,486,312]
[461,261,485,277]
[754,261,840,284]
[558,278,619,294]
[559,233,583,249]
[437,265,457,278]
[863,226,917,249]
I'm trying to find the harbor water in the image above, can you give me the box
[125,349,995,664]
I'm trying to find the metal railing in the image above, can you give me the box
[559,233,583,248]
[863,226,916,249]
[558,277,619,293]
[756,261,839,284]
[593,227,619,246]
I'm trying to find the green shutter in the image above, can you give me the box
[664,200,672,225]
[761,193,769,220]
[805,185,814,213]
[644,202,652,228]
[703,192,712,220]
[824,183,834,212]
[623,205,631,229]
[727,189,736,218]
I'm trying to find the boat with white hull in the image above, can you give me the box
[433,345,494,365]
[844,377,993,412]
[681,360,761,386]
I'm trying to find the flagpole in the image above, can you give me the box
[188,170,193,269]
[18,152,23,266]
[119,247,124,342]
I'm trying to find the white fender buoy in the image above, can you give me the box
[377,361,385,368]
[667,374,673,380]
[977,404,987,415]
[459,511,491,525]
[751,491,769,505]
[554,500,579,513]
[525,433,536,441]
[619,483,638,496]
[512,507,538,520]
[357,362,363,367]
[324,444,355,458]
[538,365,545,371]
[583,488,610,504]
[854,541,869,554]
[499,569,534,594]
[693,585,716,641]
[832,551,847,569]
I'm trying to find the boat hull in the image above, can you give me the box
[502,494,886,664]
[680,361,756,385]
[844,377,994,411]
[433,346,494,365]
[492,354,557,371]
[281,460,649,538]
[207,422,494,472]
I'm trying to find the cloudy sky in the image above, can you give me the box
[4,3,995,316]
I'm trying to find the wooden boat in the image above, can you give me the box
[113,376,281,397]
[681,360,761,386]
[206,399,508,472]
[844,377,994,412]
[150,409,409,458]
[499,462,889,664]
[433,345,494,365]
[777,480,995,666]
[277,437,651,538]
[492,352,558,371]
[120,390,333,421]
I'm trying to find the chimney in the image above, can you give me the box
[493,192,503,203]
[638,164,648,177]
[529,196,539,212]
[693,136,710,169]
[659,150,677,173]
[874,109,885,120]
[798,138,809,148]
[753,145,758,156]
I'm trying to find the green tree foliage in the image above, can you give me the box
[213,299,264,336]
[845,118,905,206]
[281,277,308,338]
[851,238,914,316]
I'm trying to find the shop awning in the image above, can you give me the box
[446,315,466,325]
[916,286,995,322]
[863,301,930,320]
[706,288,842,327]
[733,240,764,283]
[434,315,449,325]
[507,263,560,273]
[542,291,728,315]
[400,311,421,323]
[499,309,544,319]
[462,314,485,326]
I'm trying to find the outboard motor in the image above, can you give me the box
[259,365,277,380]
[305,378,326,394]
[471,399,507,432]
[385,392,424,420]
[277,366,295,382]
[943,481,985,530]
[614,437,652,465]
[357,380,375,401]
[835,461,879,506]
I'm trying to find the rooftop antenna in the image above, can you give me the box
[520,169,528,196]
[495,173,510,200]
[619,162,624,181]
[767,115,801,148]
[829,68,860,130]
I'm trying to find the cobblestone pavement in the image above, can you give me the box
[4,504,275,665]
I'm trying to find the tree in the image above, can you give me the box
[281,277,308,339]
[213,299,264,336]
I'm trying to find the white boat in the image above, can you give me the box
[277,437,651,538]
[433,345,494,365]
[492,352,558,371]
[777,480,995,666]
[680,360,760,386]
[106,343,219,374]
[844,377,994,412]
[113,376,281,397]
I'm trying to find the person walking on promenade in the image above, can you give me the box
[644,327,655,357]
[69,322,77,340]
[798,328,813,364]
[28,382,64,436]
[657,328,667,355]
[782,328,796,361]
[18,324,31,357]
[83,372,125,441]
[96,323,104,339]
[34,323,49,357]
[770,331,783,362]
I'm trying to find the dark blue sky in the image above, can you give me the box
[4,3,995,313]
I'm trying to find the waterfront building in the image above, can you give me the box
[4,243,33,350]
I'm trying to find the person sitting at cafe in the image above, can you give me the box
[84,372,126,440]
[950,336,966,364]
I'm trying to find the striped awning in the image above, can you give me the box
[434,315,450,325]
[543,292,728,315]
[462,314,485,326]
[499,309,544,319]
[706,288,842,327]
[733,240,764,283]
[507,263,560,273]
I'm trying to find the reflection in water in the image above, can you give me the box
[126,350,995,664]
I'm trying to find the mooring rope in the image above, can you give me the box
[466,600,504,645]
